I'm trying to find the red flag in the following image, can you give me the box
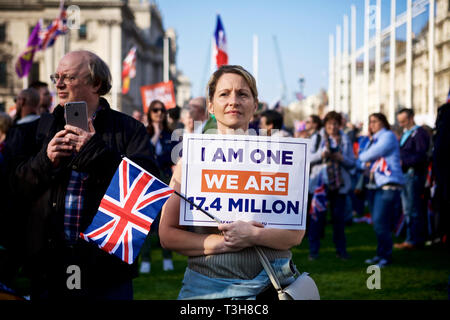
[122,47,137,94]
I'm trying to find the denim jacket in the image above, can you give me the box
[357,128,405,188]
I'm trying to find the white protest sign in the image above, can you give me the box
[179,134,311,229]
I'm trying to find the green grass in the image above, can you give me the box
[133,222,450,300]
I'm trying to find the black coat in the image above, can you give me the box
[433,103,450,215]
[6,98,159,296]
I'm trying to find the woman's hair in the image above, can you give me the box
[146,99,170,136]
[206,65,258,104]
[323,111,342,125]
[370,112,390,130]
[309,114,322,130]
[0,112,12,137]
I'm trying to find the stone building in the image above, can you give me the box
[328,0,449,129]
[0,0,191,115]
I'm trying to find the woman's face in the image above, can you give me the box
[181,111,194,133]
[369,116,384,134]
[325,119,340,137]
[305,117,316,132]
[150,103,165,124]
[208,73,257,133]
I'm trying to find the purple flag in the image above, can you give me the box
[15,21,41,78]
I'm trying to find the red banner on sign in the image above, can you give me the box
[140,81,176,113]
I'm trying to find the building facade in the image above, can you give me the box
[328,0,450,129]
[0,0,191,115]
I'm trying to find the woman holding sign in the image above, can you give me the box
[159,65,304,300]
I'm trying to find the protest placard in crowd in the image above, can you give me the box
[140,81,176,113]
[179,134,311,229]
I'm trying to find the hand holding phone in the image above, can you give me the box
[64,101,95,153]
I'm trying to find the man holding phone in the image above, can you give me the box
[7,50,159,299]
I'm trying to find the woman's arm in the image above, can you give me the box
[159,162,237,256]
[338,133,356,169]
[359,130,396,163]
[218,221,305,251]
[309,133,324,165]
[159,162,305,255]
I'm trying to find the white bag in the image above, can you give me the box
[282,272,320,300]
[255,246,320,300]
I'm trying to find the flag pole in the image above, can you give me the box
[253,34,258,87]
[163,36,169,83]
[173,190,221,223]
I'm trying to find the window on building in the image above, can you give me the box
[0,24,6,43]
[78,24,87,40]
[0,61,7,87]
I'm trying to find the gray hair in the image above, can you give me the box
[73,50,112,96]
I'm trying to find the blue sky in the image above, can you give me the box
[156,0,429,106]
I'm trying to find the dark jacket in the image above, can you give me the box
[399,125,430,175]
[433,103,450,208]
[150,129,177,184]
[6,98,159,294]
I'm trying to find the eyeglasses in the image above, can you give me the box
[49,73,81,85]
[151,108,165,113]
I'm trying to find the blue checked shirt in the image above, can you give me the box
[64,171,88,244]
[63,105,103,244]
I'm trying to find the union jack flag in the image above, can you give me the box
[371,157,391,177]
[38,0,68,50]
[80,157,174,264]
[309,176,327,221]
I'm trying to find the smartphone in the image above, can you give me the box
[64,101,89,131]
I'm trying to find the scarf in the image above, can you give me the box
[324,133,343,191]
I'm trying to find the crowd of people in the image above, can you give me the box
[0,49,448,300]
[299,106,448,269]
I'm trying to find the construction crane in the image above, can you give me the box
[273,35,288,106]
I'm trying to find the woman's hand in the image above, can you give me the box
[321,149,330,160]
[330,151,343,162]
[218,220,265,250]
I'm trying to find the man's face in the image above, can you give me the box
[259,116,271,131]
[305,117,313,132]
[15,92,26,109]
[38,86,52,109]
[397,112,413,130]
[54,52,96,107]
